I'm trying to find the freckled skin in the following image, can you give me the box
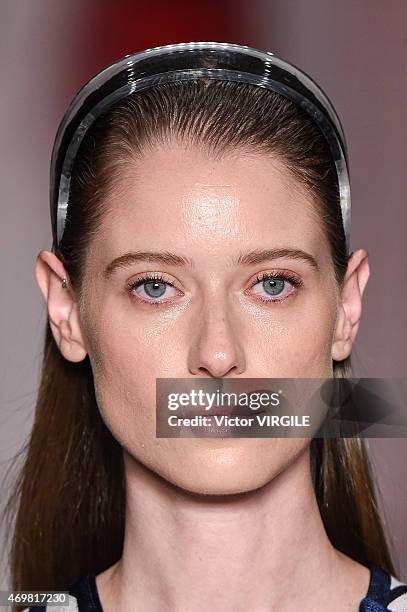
[79,141,341,495]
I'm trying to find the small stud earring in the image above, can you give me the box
[61,278,68,289]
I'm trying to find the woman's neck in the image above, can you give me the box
[96,446,370,611]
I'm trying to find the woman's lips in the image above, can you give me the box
[178,407,265,438]
[182,405,266,417]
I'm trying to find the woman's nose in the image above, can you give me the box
[187,304,246,378]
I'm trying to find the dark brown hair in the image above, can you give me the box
[4,79,398,601]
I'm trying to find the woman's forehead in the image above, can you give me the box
[100,142,322,242]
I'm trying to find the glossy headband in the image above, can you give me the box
[50,41,351,251]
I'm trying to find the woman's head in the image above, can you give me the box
[35,79,369,495]
[7,48,396,598]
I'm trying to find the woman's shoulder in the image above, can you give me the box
[25,571,101,612]
[360,562,407,611]
[24,594,79,612]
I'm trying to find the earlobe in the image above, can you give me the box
[331,249,370,362]
[331,305,352,361]
[35,250,87,363]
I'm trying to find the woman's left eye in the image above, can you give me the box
[249,273,302,303]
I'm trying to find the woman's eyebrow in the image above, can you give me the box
[103,247,319,278]
[104,251,192,278]
[235,248,319,271]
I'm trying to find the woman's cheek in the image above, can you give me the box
[90,341,155,451]
[269,297,336,376]
[297,299,337,375]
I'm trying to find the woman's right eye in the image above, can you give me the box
[127,274,179,305]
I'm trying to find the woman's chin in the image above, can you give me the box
[170,474,271,497]
[152,441,293,497]
[126,437,308,497]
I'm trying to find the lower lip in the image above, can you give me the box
[189,421,236,438]
[183,405,264,417]
[180,412,263,438]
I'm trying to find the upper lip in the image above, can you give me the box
[173,387,274,418]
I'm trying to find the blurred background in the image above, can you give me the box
[1,0,406,588]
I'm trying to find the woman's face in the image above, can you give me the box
[77,140,341,494]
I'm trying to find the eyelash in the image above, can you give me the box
[127,271,303,307]
[248,271,303,304]
[127,273,175,307]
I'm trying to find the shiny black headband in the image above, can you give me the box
[50,41,351,250]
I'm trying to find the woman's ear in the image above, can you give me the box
[35,250,87,362]
[331,249,370,361]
